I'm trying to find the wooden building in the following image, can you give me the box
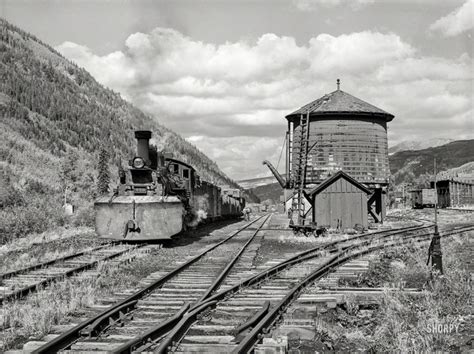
[284,81,394,223]
[308,171,370,230]
[431,179,474,208]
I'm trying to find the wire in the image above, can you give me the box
[276,134,286,171]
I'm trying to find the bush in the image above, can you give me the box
[0,195,66,244]
[0,186,25,208]
[72,205,95,227]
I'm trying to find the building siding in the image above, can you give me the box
[291,116,389,186]
[312,177,368,230]
[433,180,474,208]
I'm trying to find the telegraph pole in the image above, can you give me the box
[434,158,438,231]
[430,157,443,274]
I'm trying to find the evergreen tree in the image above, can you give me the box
[97,147,110,195]
[59,149,79,205]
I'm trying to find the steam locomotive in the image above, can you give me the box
[94,131,245,241]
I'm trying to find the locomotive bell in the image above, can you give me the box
[134,130,152,165]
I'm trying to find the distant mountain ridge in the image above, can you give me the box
[388,138,454,155]
[437,162,474,183]
[238,174,287,189]
[389,139,473,186]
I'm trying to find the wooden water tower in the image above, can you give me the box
[285,80,394,224]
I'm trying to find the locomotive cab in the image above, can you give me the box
[165,158,197,198]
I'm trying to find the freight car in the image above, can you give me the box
[411,188,437,209]
[95,131,245,241]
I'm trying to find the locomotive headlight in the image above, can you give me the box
[132,157,145,169]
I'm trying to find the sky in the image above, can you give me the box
[1,0,473,180]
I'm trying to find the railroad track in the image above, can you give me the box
[29,214,271,353]
[116,225,437,352]
[245,224,474,353]
[0,242,149,305]
[155,223,473,353]
[24,221,472,353]
[447,207,474,213]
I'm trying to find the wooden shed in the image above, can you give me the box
[431,179,474,208]
[308,171,370,230]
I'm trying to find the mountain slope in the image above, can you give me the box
[0,18,237,185]
[388,138,454,155]
[389,140,474,185]
[0,18,249,241]
[247,182,283,204]
[437,162,474,182]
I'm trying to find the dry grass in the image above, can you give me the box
[388,208,473,226]
[1,221,252,350]
[1,247,157,350]
[0,226,94,256]
[0,227,102,274]
[331,231,473,352]
[371,232,473,352]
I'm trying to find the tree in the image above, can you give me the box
[97,147,110,195]
[59,149,79,205]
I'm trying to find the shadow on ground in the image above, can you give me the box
[164,217,244,248]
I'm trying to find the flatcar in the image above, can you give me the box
[95,130,245,241]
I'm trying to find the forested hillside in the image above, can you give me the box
[0,18,251,242]
[389,140,474,186]
[247,182,283,205]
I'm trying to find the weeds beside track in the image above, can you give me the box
[0,243,149,305]
[30,214,271,353]
[156,224,472,353]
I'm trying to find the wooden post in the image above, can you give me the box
[431,157,443,274]
[285,130,289,188]
[434,158,438,228]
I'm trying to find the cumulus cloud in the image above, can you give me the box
[56,41,135,91]
[308,32,414,76]
[56,28,473,180]
[185,136,284,179]
[430,0,474,37]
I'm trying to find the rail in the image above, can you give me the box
[1,242,116,280]
[0,243,144,305]
[157,223,472,352]
[32,215,268,354]
[112,304,190,354]
[150,224,434,351]
[113,214,272,353]
[234,225,474,352]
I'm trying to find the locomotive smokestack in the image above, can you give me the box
[134,130,152,163]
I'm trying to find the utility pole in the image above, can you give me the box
[434,158,438,230]
[428,157,443,274]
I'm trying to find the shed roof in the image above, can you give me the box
[286,89,394,122]
[307,171,371,196]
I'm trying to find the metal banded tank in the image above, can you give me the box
[285,82,394,189]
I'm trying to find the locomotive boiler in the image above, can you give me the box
[94,131,245,241]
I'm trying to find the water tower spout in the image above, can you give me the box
[262,160,286,188]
